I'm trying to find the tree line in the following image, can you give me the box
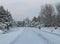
[31,3,60,27]
[0,6,15,30]
[16,3,60,27]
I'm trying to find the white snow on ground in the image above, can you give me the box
[40,27,60,34]
[0,30,4,34]
[0,27,60,44]
[11,27,60,44]
[0,27,24,44]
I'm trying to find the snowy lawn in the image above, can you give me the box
[40,27,60,34]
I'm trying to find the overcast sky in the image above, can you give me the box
[0,0,60,21]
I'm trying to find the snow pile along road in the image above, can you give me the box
[0,27,24,44]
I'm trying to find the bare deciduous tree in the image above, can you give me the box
[40,4,54,26]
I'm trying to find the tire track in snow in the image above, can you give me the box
[11,28,60,44]
[32,29,55,44]
[11,28,49,44]
[39,30,60,44]
[10,28,25,44]
[31,29,54,44]
[30,28,60,44]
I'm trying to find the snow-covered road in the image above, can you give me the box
[11,27,60,44]
[0,27,25,44]
[0,27,60,44]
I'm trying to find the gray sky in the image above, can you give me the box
[0,0,60,21]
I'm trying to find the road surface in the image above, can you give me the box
[11,27,60,44]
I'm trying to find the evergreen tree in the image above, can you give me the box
[32,16,38,22]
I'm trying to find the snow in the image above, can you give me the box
[0,27,60,44]
[40,27,60,34]
[0,27,24,44]
[0,30,4,34]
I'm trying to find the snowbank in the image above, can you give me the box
[0,27,24,44]
[0,30,4,34]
